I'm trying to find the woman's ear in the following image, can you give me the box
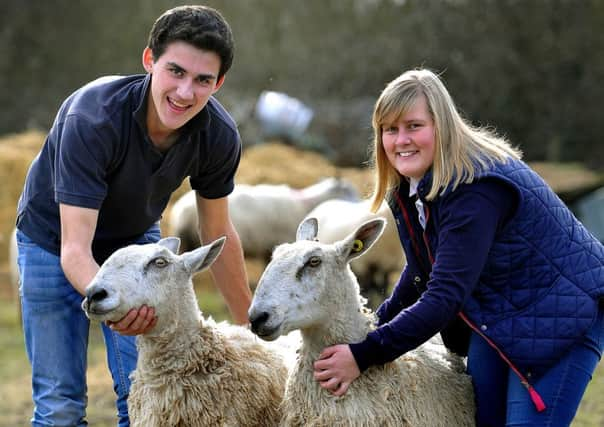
[142,47,154,73]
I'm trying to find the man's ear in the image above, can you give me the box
[213,74,226,93]
[142,47,154,73]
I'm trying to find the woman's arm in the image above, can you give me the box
[350,179,516,371]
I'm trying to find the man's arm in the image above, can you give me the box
[59,203,156,334]
[59,204,101,295]
[196,194,252,325]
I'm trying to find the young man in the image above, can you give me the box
[15,6,251,426]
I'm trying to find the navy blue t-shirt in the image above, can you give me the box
[17,73,241,263]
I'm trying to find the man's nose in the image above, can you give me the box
[176,80,194,101]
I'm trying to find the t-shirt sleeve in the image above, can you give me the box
[189,126,242,199]
[54,114,114,209]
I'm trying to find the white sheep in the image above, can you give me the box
[304,199,405,308]
[82,236,294,427]
[249,217,476,427]
[168,177,359,257]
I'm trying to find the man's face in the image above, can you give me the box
[142,41,224,139]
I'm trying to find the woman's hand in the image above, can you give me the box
[106,305,157,336]
[313,344,360,396]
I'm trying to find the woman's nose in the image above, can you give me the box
[396,131,411,144]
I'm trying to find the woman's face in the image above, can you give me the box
[381,95,435,181]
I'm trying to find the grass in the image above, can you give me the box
[1,278,603,426]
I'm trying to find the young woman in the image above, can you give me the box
[313,68,604,426]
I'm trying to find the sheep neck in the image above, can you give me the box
[137,285,207,354]
[135,314,227,378]
[300,289,375,359]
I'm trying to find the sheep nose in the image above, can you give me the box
[87,288,108,303]
[249,311,270,334]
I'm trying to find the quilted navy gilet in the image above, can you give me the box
[402,158,604,378]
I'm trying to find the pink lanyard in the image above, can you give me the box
[394,193,546,412]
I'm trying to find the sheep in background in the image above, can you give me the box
[249,218,475,427]
[304,199,405,308]
[168,177,359,257]
[82,237,295,427]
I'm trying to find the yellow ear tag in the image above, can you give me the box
[353,239,364,252]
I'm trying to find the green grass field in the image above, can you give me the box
[1,283,603,426]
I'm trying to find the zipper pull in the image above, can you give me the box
[526,384,547,412]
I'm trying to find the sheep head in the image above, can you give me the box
[81,236,225,329]
[249,217,385,341]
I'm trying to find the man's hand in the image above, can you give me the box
[106,305,157,336]
[313,344,360,397]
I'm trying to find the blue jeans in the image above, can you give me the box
[17,226,161,427]
[467,305,604,427]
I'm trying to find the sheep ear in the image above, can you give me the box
[337,218,385,262]
[183,236,226,274]
[296,217,318,241]
[157,237,181,254]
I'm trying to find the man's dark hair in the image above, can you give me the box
[148,5,234,78]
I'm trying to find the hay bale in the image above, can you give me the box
[0,130,46,266]
[5,131,600,269]
[236,142,373,196]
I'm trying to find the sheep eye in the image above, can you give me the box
[295,256,322,280]
[152,257,169,268]
[308,256,321,267]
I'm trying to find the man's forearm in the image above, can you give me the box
[209,232,252,324]
[60,244,99,296]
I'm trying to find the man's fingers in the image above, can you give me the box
[144,314,158,333]
[109,308,139,330]
[107,306,156,335]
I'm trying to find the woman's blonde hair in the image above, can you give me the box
[369,69,522,212]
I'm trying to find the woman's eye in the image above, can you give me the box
[153,257,168,268]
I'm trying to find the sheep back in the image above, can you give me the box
[282,344,474,427]
[128,320,289,427]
